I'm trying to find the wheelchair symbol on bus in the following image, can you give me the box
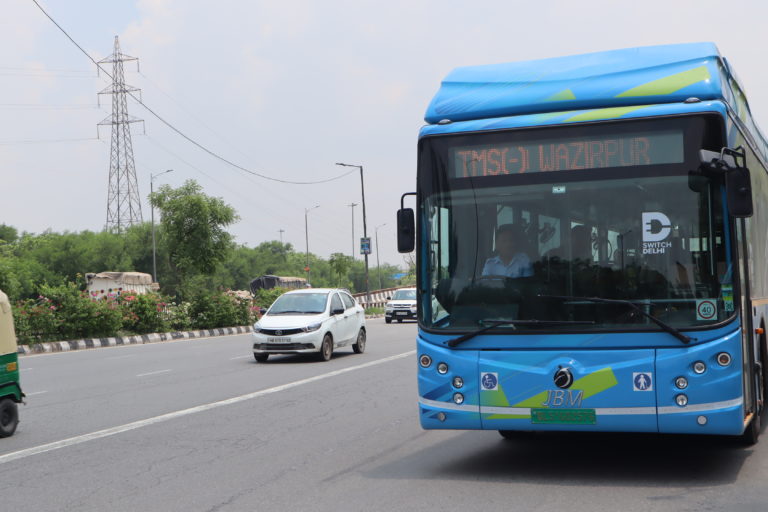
[481,372,498,391]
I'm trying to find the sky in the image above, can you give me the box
[2,0,768,269]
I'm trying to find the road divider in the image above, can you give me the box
[17,326,254,355]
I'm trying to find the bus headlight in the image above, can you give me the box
[453,392,464,404]
[419,354,432,368]
[693,361,706,374]
[437,362,449,374]
[717,352,732,366]
[675,394,688,407]
[675,376,688,389]
[452,376,464,389]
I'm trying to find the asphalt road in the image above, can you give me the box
[1,318,768,511]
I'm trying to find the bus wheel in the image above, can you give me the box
[352,329,366,354]
[254,353,269,363]
[0,398,18,438]
[318,334,333,362]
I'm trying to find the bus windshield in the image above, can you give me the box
[421,117,735,333]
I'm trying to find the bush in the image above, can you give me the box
[37,282,123,340]
[188,291,254,329]
[119,292,169,334]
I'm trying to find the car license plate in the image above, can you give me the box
[530,408,596,425]
[267,337,291,343]
[396,311,408,315]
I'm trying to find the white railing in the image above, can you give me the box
[352,286,408,309]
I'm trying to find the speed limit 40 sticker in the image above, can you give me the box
[696,299,717,321]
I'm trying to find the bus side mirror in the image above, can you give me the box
[725,166,753,218]
[397,208,415,253]
[699,149,753,218]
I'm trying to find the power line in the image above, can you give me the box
[30,0,356,186]
[0,136,98,145]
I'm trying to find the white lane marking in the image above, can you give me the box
[25,391,48,397]
[136,369,172,377]
[20,368,33,372]
[105,354,137,361]
[229,355,252,360]
[0,350,416,466]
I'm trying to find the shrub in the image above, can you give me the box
[38,282,123,340]
[119,292,169,334]
[188,291,254,329]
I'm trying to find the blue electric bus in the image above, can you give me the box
[397,43,768,443]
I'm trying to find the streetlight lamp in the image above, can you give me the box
[150,169,173,283]
[336,162,369,304]
[304,205,320,285]
[375,223,386,290]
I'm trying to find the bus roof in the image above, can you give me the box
[425,43,727,124]
[424,42,768,161]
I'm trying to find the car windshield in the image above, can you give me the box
[268,293,328,315]
[392,289,416,300]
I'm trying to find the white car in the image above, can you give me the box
[385,287,417,323]
[252,288,366,362]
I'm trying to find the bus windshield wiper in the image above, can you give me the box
[447,319,594,348]
[539,295,693,344]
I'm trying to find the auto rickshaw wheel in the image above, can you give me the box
[0,398,18,438]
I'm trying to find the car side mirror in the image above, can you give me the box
[386,296,391,300]
[397,208,415,253]
[699,148,753,218]
[332,307,345,315]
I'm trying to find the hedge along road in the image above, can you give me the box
[3,318,768,512]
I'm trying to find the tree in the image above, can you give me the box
[329,253,353,287]
[150,180,238,296]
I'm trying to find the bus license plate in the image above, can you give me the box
[267,337,291,343]
[530,408,596,425]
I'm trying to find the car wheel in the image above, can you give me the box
[318,334,333,361]
[352,329,366,354]
[254,353,269,363]
[0,398,19,438]
[385,318,392,324]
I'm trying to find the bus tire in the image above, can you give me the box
[254,353,269,362]
[318,334,333,362]
[0,398,18,438]
[352,329,366,354]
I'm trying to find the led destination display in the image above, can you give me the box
[451,130,683,178]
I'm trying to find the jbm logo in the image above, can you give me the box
[642,212,672,255]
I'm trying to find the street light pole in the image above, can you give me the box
[337,163,369,304]
[375,223,386,290]
[347,202,358,260]
[304,205,320,285]
[150,169,173,284]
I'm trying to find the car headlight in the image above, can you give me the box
[302,322,322,333]
[385,303,393,311]
[253,323,261,333]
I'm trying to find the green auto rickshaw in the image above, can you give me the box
[0,289,22,437]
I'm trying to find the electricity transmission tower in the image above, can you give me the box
[98,36,144,232]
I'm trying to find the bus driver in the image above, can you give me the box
[482,224,533,278]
